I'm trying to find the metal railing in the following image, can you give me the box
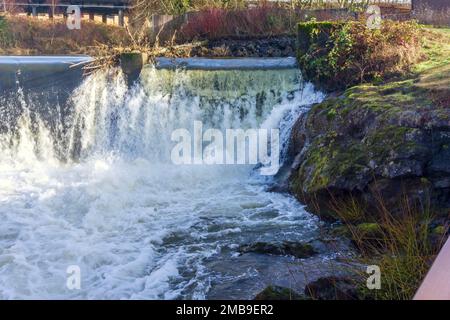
[414,238,450,300]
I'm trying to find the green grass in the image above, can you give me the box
[414,27,450,73]
[412,27,450,107]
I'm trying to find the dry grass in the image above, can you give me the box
[330,191,448,300]
[0,15,131,55]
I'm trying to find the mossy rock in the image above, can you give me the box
[290,26,450,224]
[254,285,306,300]
[331,223,382,247]
[238,241,317,259]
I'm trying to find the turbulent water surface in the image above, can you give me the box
[0,62,338,299]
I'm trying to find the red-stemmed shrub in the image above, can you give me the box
[180,5,299,41]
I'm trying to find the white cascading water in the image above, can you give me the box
[0,65,325,299]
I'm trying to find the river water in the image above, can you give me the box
[0,59,346,299]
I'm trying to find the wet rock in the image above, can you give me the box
[120,52,145,86]
[254,285,306,300]
[266,184,289,193]
[304,277,359,300]
[432,225,447,236]
[238,241,317,259]
[288,84,450,220]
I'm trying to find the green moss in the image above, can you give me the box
[432,226,446,236]
[355,223,382,238]
[415,28,450,73]
[298,133,367,192]
[364,126,415,161]
[332,225,351,237]
[326,108,337,121]
[295,95,426,194]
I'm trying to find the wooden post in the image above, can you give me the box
[151,14,174,38]
[31,5,37,17]
[102,14,107,24]
[118,9,124,27]
[48,7,54,19]
[89,13,95,21]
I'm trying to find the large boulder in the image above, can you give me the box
[289,81,450,220]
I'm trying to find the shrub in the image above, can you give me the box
[297,19,423,91]
[180,5,299,41]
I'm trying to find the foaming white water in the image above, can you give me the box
[0,65,324,299]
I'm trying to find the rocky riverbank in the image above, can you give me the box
[289,27,450,222]
[273,26,450,300]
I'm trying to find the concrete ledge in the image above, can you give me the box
[0,55,92,66]
[154,57,298,70]
[0,56,299,90]
[0,56,91,90]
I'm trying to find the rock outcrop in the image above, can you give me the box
[289,80,450,220]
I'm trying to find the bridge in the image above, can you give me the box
[1,0,133,26]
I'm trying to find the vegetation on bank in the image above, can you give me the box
[0,15,131,55]
[290,26,450,300]
[331,193,445,300]
[297,19,423,90]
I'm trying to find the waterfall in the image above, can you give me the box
[0,63,325,299]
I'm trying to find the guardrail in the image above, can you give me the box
[414,238,450,300]
[0,1,133,26]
